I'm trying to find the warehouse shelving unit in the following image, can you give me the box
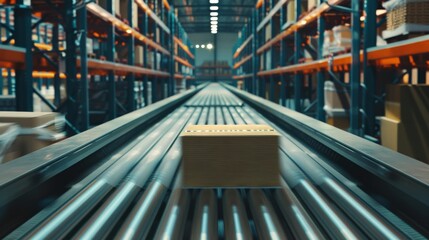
[232,0,429,138]
[0,0,194,134]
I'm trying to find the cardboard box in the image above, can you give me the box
[327,116,349,131]
[181,125,280,187]
[380,116,429,163]
[385,84,429,121]
[0,112,57,128]
[324,81,350,110]
[135,45,144,66]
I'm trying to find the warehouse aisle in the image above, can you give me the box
[4,84,424,239]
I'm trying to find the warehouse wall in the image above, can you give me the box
[188,33,237,67]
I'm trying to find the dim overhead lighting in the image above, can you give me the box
[210,6,219,11]
[201,44,206,48]
[211,20,218,25]
[209,0,219,3]
[207,43,213,49]
[210,12,218,16]
[210,16,218,21]
[195,44,200,48]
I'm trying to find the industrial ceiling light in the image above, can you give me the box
[211,25,218,29]
[210,17,218,21]
[207,43,213,49]
[211,20,218,25]
[211,31,217,34]
[210,6,218,11]
[209,0,219,3]
[210,12,218,16]
[201,45,206,48]
[195,44,200,48]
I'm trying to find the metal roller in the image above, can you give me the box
[216,107,225,124]
[73,109,195,239]
[246,101,409,239]
[229,107,246,124]
[114,108,202,240]
[279,151,365,240]
[153,189,191,240]
[247,189,288,240]
[24,109,188,240]
[190,190,218,240]
[222,189,253,240]
[274,182,325,240]
[222,107,235,125]
[208,107,215,125]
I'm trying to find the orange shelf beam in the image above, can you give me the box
[258,35,429,76]
[233,35,253,59]
[174,73,184,79]
[163,0,171,11]
[257,0,344,54]
[233,54,253,69]
[86,3,170,56]
[135,0,170,34]
[174,56,194,68]
[174,36,195,59]
[256,0,263,9]
[0,45,25,69]
[79,58,170,77]
[233,74,253,80]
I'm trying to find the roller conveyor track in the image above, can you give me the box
[1,83,429,239]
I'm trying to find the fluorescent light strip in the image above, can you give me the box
[209,0,219,3]
[211,21,218,25]
[210,12,218,16]
[210,16,218,21]
[210,6,218,11]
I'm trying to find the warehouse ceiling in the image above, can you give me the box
[173,0,257,33]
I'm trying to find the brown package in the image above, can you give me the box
[181,125,280,188]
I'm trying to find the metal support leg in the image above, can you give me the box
[78,5,89,130]
[417,68,426,84]
[350,0,361,134]
[252,10,259,95]
[107,0,116,119]
[141,9,149,106]
[169,11,175,96]
[363,0,377,136]
[0,68,3,95]
[52,23,61,106]
[280,5,286,106]
[127,0,135,112]
[64,0,79,134]
[7,69,13,95]
[316,0,326,121]
[14,3,33,111]
[294,0,303,112]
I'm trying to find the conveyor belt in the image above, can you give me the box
[1,83,429,239]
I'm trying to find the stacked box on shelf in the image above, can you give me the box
[324,81,350,130]
[380,84,429,163]
[383,0,429,38]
